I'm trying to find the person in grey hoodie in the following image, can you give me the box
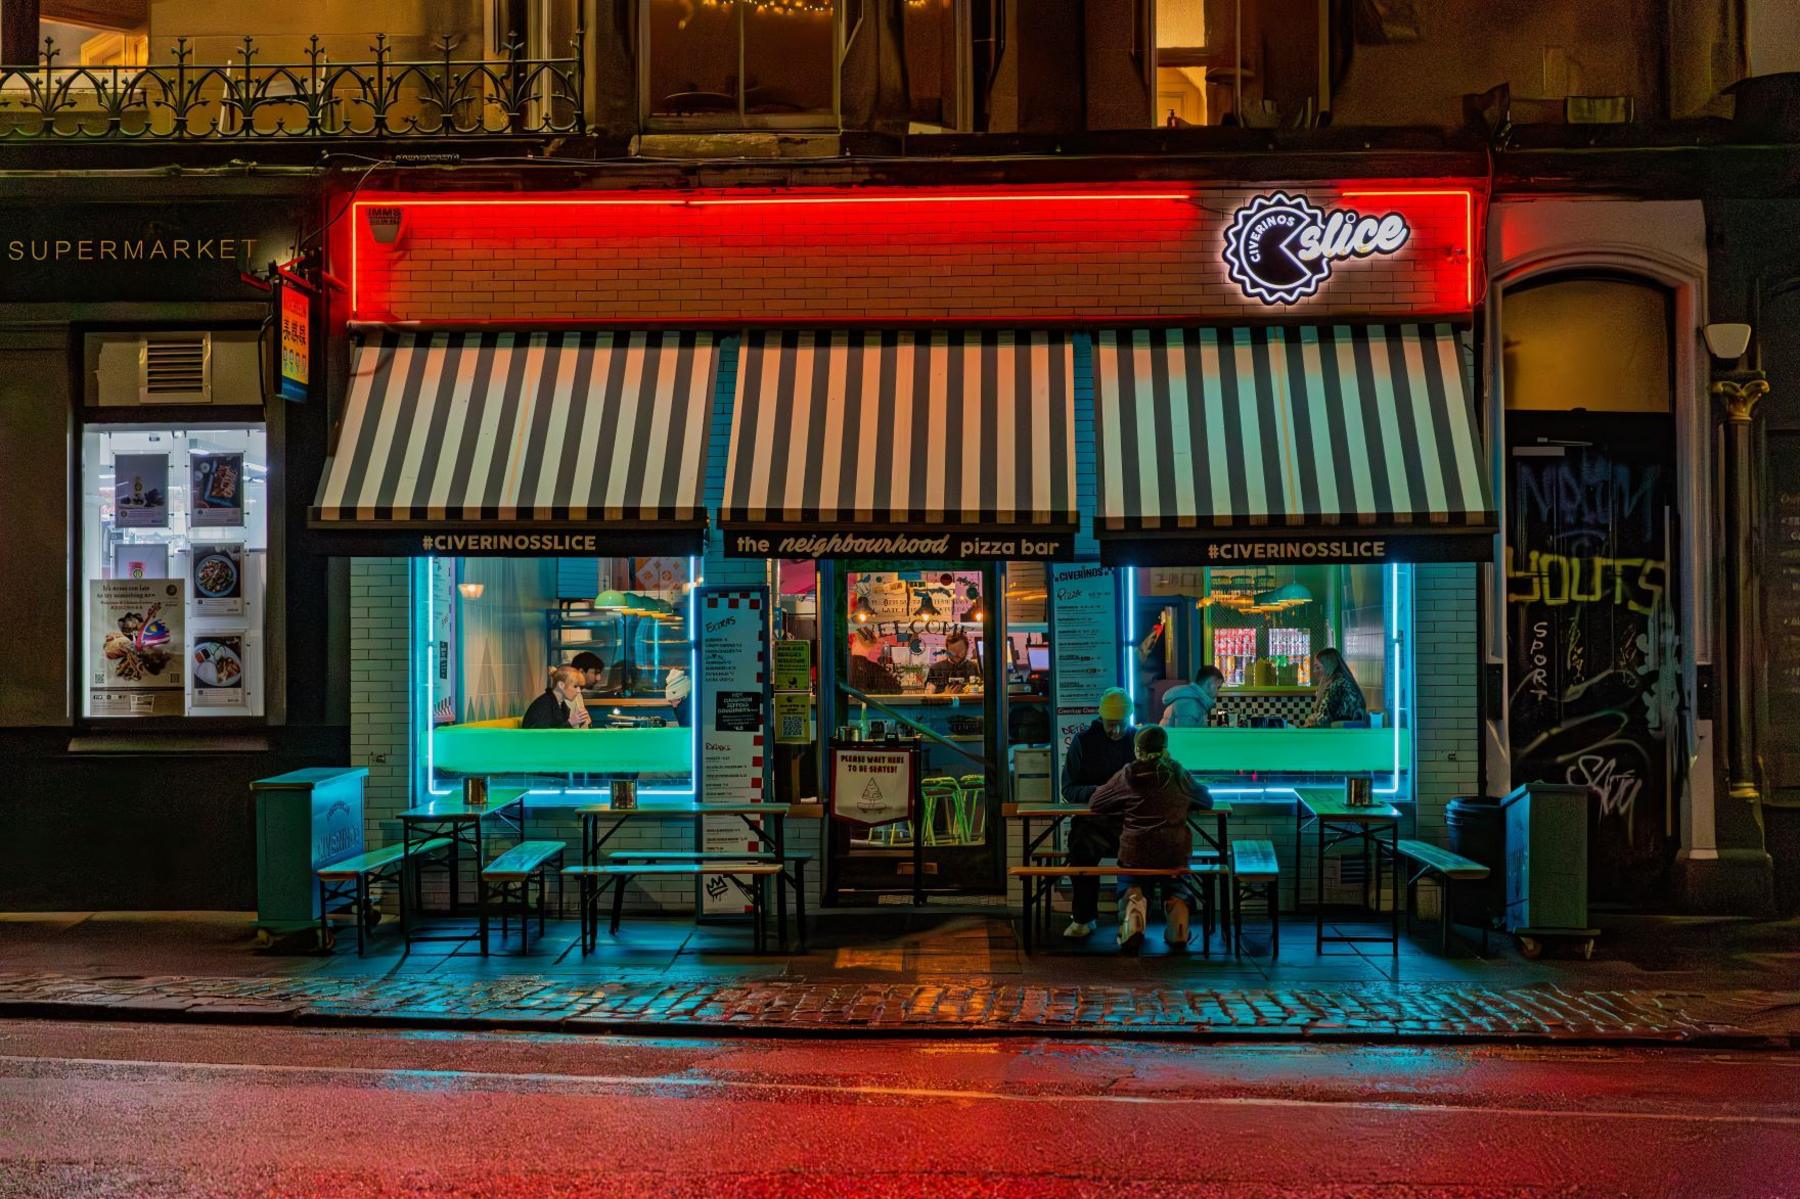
[1087,724,1213,951]
[1159,665,1225,728]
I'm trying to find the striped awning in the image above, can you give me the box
[719,330,1079,559]
[1094,324,1495,564]
[310,331,719,554]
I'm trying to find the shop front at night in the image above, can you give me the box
[317,178,1492,911]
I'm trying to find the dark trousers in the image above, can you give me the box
[1069,815,1124,923]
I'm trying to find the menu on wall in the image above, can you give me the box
[697,586,770,914]
[190,452,245,528]
[112,454,170,529]
[190,543,245,616]
[88,578,185,716]
[1765,432,1800,797]
[191,632,247,708]
[1050,564,1121,791]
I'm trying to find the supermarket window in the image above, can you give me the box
[80,424,268,718]
[424,556,698,796]
[1132,564,1405,726]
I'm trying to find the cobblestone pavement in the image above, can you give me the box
[1,969,1793,1045]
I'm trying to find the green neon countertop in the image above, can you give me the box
[1164,727,1407,776]
[432,725,693,775]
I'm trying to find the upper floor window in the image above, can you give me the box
[645,0,838,126]
[1155,0,1321,129]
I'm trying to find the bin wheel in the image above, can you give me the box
[362,902,382,932]
[319,928,337,951]
[1579,938,1595,960]
[252,928,274,950]
[1516,934,1542,960]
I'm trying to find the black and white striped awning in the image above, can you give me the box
[720,330,1079,559]
[310,331,719,555]
[1094,324,1495,565]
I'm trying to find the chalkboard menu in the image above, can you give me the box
[1765,432,1800,795]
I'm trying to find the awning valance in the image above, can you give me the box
[1094,323,1495,565]
[720,330,1079,560]
[310,331,719,555]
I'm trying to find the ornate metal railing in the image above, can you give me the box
[0,31,585,138]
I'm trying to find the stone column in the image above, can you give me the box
[1712,372,1772,808]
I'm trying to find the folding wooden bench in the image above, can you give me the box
[316,837,451,956]
[1229,839,1281,959]
[478,840,566,955]
[563,861,783,954]
[1394,839,1490,956]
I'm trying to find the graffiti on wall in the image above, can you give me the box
[1506,428,1678,905]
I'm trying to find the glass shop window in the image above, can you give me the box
[425,556,697,795]
[645,0,837,126]
[80,424,268,719]
[845,567,989,699]
[1133,564,1403,728]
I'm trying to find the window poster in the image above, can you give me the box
[190,543,245,616]
[89,578,184,716]
[113,453,169,529]
[191,632,247,708]
[697,586,770,915]
[190,451,245,528]
[1050,564,1122,791]
[112,544,168,581]
[432,558,458,724]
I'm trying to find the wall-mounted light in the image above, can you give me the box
[457,582,484,600]
[1703,322,1753,364]
[366,205,404,246]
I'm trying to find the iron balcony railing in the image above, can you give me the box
[0,31,584,139]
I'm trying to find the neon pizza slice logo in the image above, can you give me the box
[1222,192,1412,305]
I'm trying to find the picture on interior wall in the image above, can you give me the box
[190,543,245,616]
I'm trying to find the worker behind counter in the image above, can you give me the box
[926,630,982,694]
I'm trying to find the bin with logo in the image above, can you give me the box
[250,767,368,943]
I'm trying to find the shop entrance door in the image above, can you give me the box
[1505,411,1680,905]
[824,562,1005,901]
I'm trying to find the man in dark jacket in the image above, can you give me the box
[1059,687,1137,938]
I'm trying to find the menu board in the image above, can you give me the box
[1765,432,1800,795]
[1049,564,1121,791]
[697,586,770,915]
[88,578,184,716]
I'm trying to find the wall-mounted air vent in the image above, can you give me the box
[139,335,212,403]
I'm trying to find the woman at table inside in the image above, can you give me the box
[1088,724,1214,952]
[1302,647,1368,727]
[521,665,594,729]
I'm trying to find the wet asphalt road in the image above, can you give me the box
[0,1020,1796,1197]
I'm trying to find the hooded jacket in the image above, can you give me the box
[1060,719,1138,805]
[1087,757,1213,870]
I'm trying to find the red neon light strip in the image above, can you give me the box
[350,192,1193,316]
[1342,187,1478,309]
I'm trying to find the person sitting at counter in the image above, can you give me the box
[521,665,594,730]
[1088,724,1214,951]
[1159,665,1225,728]
[926,630,982,694]
[1302,647,1368,727]
[1059,687,1137,941]
[570,651,606,691]
[848,626,903,695]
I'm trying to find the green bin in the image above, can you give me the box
[250,767,368,935]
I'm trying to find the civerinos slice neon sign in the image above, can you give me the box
[1222,192,1412,305]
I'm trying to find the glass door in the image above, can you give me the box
[826,561,1003,900]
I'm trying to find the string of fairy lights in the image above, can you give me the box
[694,0,936,13]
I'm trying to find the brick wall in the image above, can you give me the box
[349,185,1476,324]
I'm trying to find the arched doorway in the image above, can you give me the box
[1500,272,1681,906]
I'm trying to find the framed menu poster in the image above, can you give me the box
[695,585,771,916]
[190,452,245,528]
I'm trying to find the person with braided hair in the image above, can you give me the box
[1087,724,1213,952]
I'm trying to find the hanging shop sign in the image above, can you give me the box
[1223,192,1412,306]
[0,201,299,303]
[1050,564,1121,786]
[697,586,771,915]
[275,271,312,402]
[831,745,915,827]
[1101,531,1497,567]
[725,530,1073,561]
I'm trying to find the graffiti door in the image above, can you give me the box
[1506,413,1680,905]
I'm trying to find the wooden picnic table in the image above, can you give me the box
[576,802,822,951]
[399,786,528,945]
[1294,787,1401,956]
[1003,800,1234,951]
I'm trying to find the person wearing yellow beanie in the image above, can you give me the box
[1058,687,1137,938]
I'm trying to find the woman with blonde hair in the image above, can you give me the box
[1304,647,1368,727]
[1088,724,1213,951]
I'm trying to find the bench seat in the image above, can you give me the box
[318,837,449,881]
[1230,839,1280,881]
[565,861,785,954]
[1227,839,1280,959]
[479,841,567,956]
[599,851,811,865]
[1395,839,1489,879]
[1393,839,1489,956]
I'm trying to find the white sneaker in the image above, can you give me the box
[1117,893,1147,953]
[1164,898,1191,948]
[1061,920,1096,939]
